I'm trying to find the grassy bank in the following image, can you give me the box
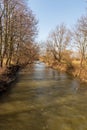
[40,58,87,83]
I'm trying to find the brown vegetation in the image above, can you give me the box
[0,0,39,91]
[40,16,87,83]
[0,0,39,68]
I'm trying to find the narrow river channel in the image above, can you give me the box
[0,62,87,130]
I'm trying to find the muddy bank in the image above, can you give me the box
[0,65,21,92]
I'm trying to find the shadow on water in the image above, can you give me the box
[0,62,87,130]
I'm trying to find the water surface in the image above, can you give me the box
[0,62,87,130]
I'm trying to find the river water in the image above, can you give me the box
[0,62,87,130]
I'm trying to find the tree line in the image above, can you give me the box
[0,0,38,68]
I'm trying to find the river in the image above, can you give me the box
[0,62,87,130]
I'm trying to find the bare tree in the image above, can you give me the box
[46,24,71,63]
[73,15,87,68]
[0,0,38,67]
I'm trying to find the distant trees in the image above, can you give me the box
[45,24,71,63]
[0,0,38,67]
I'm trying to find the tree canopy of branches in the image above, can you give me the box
[74,15,87,67]
[0,0,38,67]
[46,24,71,63]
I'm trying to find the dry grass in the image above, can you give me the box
[72,60,80,67]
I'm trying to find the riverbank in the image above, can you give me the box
[40,58,87,83]
[0,64,21,92]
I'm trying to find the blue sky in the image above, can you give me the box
[28,0,86,41]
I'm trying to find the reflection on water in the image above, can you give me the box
[0,62,87,130]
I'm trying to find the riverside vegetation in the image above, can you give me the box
[40,21,87,83]
[0,0,39,91]
[40,56,87,83]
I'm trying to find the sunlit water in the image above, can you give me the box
[0,62,87,130]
